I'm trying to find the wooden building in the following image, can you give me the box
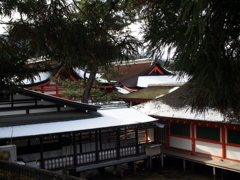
[112,58,172,92]
[134,83,240,177]
[0,88,160,173]
[118,84,182,106]
[24,66,114,99]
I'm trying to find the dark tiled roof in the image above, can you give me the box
[157,83,192,109]
[0,110,100,127]
[113,62,152,82]
[117,62,172,88]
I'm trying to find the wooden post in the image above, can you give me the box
[191,123,195,153]
[183,159,186,173]
[155,127,159,143]
[135,126,139,156]
[79,132,82,154]
[145,129,148,143]
[213,167,216,180]
[221,169,226,179]
[56,85,59,95]
[166,122,170,147]
[222,127,226,159]
[161,153,164,169]
[95,130,99,163]
[116,128,120,159]
[40,137,44,169]
[41,86,44,93]
[99,129,102,150]
[73,133,77,166]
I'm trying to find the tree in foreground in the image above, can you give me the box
[0,0,141,102]
[141,0,240,118]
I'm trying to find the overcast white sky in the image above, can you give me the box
[0,16,172,59]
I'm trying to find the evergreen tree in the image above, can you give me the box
[0,0,141,101]
[141,0,240,117]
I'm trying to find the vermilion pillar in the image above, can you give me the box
[191,123,195,153]
[222,127,226,159]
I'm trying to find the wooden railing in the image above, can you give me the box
[38,144,146,170]
[0,160,82,180]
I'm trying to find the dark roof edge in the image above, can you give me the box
[18,88,101,111]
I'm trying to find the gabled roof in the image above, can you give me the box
[113,61,153,82]
[117,61,172,88]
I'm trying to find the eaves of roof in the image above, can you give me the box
[18,88,101,112]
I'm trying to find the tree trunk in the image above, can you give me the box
[82,64,98,103]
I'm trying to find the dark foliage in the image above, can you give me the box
[142,0,240,117]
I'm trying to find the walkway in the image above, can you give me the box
[162,147,240,173]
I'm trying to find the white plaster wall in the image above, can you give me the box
[226,146,240,160]
[147,128,154,142]
[170,136,192,151]
[195,141,222,157]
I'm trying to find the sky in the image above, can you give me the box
[0,16,173,59]
[0,16,8,34]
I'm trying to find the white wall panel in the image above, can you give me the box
[170,136,192,151]
[226,145,240,160]
[195,141,222,157]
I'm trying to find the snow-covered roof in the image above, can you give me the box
[0,108,157,139]
[115,87,130,94]
[73,68,115,84]
[133,83,226,123]
[134,101,225,122]
[112,58,154,66]
[137,75,188,88]
[22,72,52,85]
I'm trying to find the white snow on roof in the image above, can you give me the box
[115,87,130,94]
[169,87,179,93]
[0,108,156,139]
[137,75,188,88]
[22,72,52,85]
[73,68,115,84]
[133,100,225,122]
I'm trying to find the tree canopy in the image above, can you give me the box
[142,0,240,117]
[0,0,141,102]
